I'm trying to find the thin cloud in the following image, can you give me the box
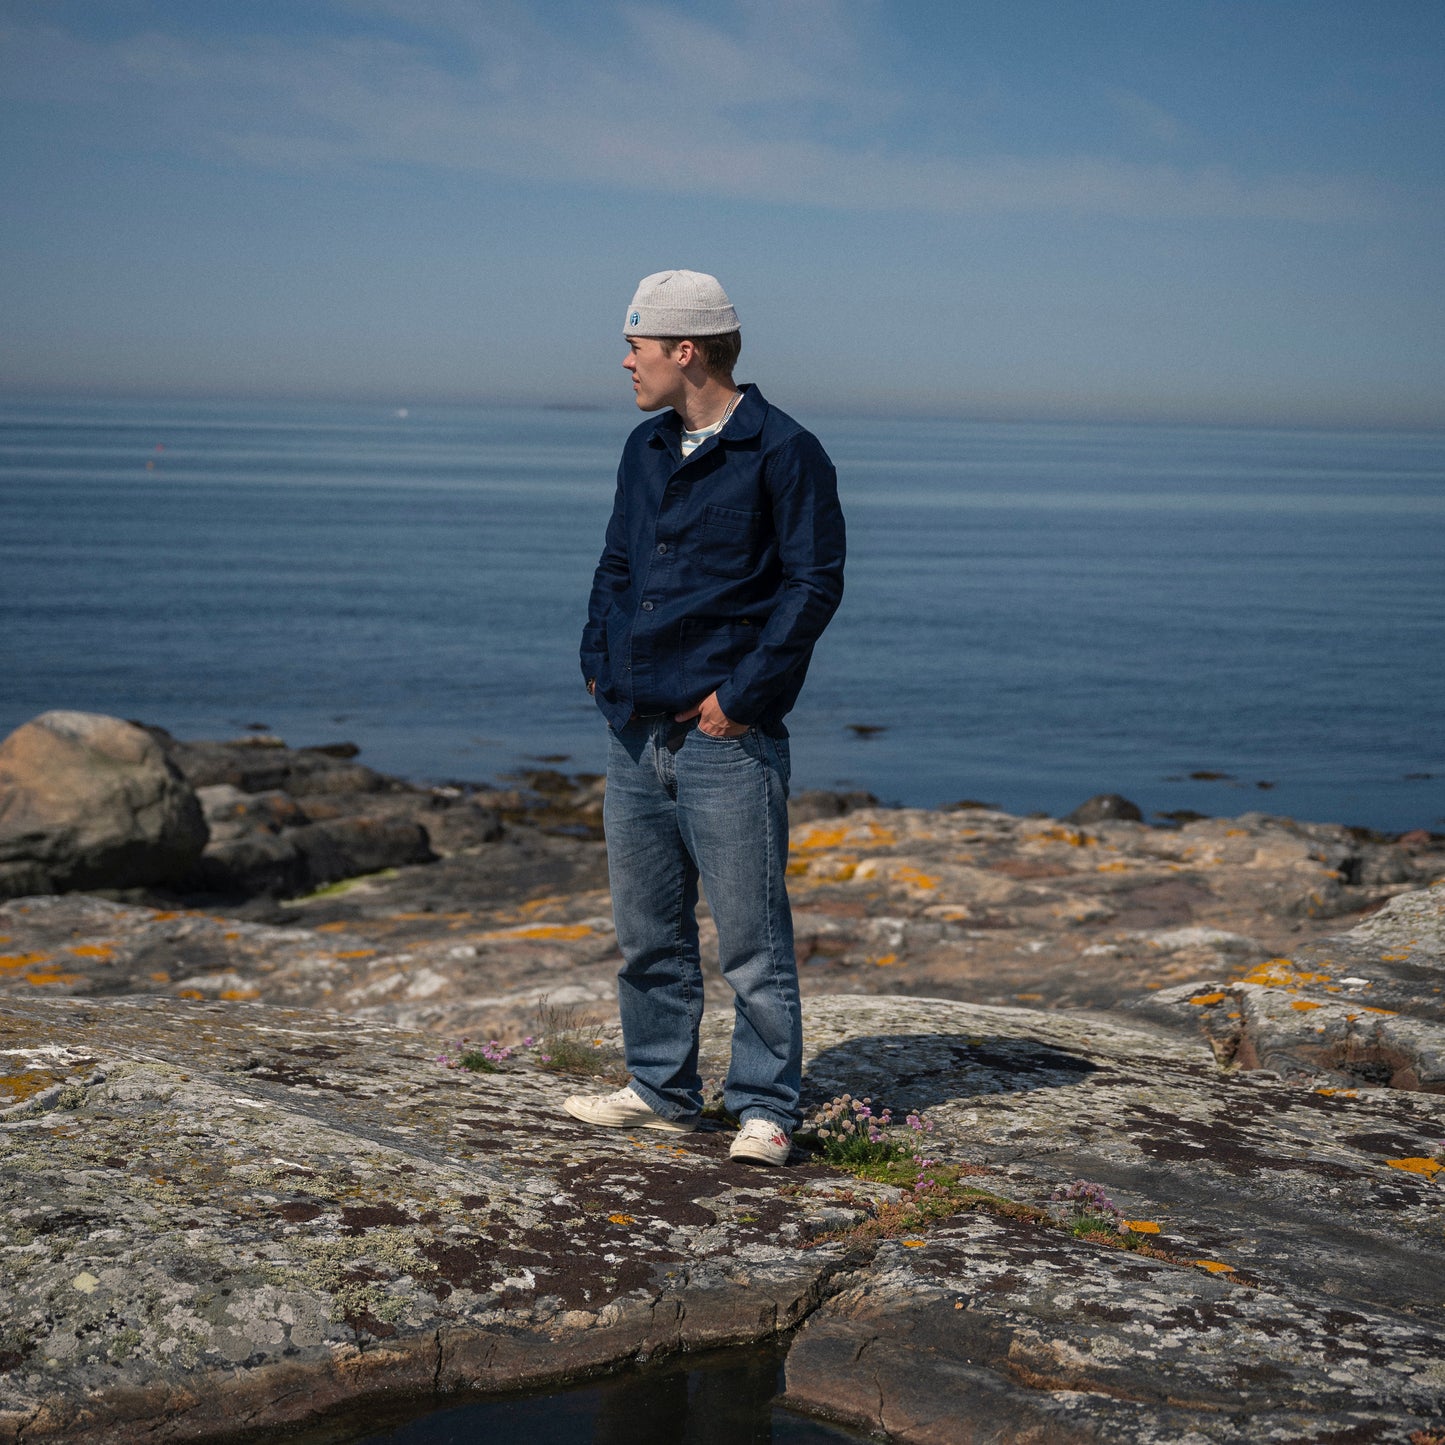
[1101,86,1185,147]
[1,5,1367,223]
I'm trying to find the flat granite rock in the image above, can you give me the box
[3,970,1443,1442]
[0,995,864,1443]
[782,993,1444,1444]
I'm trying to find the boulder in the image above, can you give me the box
[1066,792,1144,824]
[189,816,436,899]
[788,789,881,825]
[146,729,391,797]
[0,713,207,900]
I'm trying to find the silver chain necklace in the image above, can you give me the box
[685,389,742,440]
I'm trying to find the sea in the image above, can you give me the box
[2,394,1442,834]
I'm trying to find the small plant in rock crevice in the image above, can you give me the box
[1050,1179,1129,1239]
[530,997,627,1081]
[1048,1180,1171,1257]
[431,999,626,1081]
[435,1037,533,1073]
[799,1095,1015,1241]
[801,1093,935,1168]
[797,1095,1183,1264]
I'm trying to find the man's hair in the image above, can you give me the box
[657,331,742,379]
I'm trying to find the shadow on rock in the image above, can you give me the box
[802,1032,1099,1112]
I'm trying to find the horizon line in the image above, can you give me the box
[2,382,1442,437]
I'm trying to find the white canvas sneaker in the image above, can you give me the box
[729,1117,791,1165]
[562,1084,699,1132]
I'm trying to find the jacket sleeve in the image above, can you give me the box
[714,431,845,724]
[579,467,630,686]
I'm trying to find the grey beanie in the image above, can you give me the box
[623,269,739,337]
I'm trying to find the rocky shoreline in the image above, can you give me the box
[2,714,1443,1443]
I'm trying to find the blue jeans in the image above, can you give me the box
[603,718,801,1130]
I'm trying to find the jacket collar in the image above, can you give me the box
[648,382,766,455]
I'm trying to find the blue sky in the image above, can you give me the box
[2,0,1442,425]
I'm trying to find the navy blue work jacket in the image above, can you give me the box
[580,384,845,734]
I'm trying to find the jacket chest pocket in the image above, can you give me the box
[696,503,762,578]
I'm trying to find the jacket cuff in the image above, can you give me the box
[713,682,757,727]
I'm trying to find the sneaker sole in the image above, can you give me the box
[562,1099,699,1132]
[728,1141,789,1165]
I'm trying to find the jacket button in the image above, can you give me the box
[641,601,654,611]
[657,542,668,554]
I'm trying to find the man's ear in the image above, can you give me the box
[671,339,696,368]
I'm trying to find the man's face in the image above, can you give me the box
[623,336,685,412]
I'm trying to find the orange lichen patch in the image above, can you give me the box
[1314,1088,1359,1098]
[1361,1006,1398,1016]
[901,1239,927,1248]
[790,823,854,852]
[0,936,9,945]
[1224,829,1248,838]
[223,931,240,942]
[1193,1260,1235,1274]
[1124,1221,1160,1234]
[149,971,170,983]
[1095,860,1133,873]
[1324,985,1340,993]
[1289,1000,1323,1012]
[219,988,261,1001]
[68,943,116,959]
[315,922,352,934]
[493,924,594,942]
[1014,992,1043,1002]
[333,949,377,959]
[1144,983,1164,991]
[789,856,858,882]
[1386,1158,1441,1178]
[519,897,567,916]
[891,865,938,892]
[1189,992,1227,1006]
[150,911,179,921]
[1237,958,1331,989]
[1227,1011,1242,1019]
[607,1213,635,1225]
[0,953,50,972]
[1032,825,1091,847]
[0,1071,54,1104]
[24,971,83,987]
[176,989,205,1000]
[870,953,903,968]
[1379,951,1412,962]
[790,820,897,854]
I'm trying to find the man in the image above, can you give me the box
[565,269,846,1165]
